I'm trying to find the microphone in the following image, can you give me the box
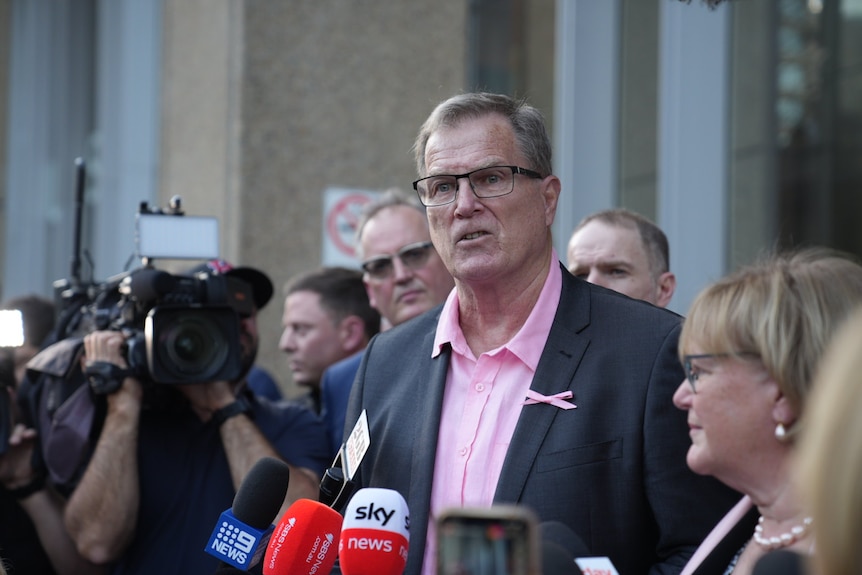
[262,498,342,575]
[205,457,290,570]
[338,487,410,575]
[537,520,619,575]
[542,541,582,575]
[752,550,806,575]
[539,521,590,575]
[319,465,356,512]
[122,267,176,302]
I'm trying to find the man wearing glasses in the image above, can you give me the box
[320,189,454,459]
[343,92,739,575]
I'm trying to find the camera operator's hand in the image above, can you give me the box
[177,380,236,423]
[82,331,142,405]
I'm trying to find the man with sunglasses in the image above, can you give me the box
[319,189,454,458]
[342,92,739,575]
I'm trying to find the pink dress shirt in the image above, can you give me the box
[420,254,563,575]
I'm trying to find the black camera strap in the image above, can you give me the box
[83,361,136,395]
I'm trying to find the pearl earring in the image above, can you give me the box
[775,422,788,442]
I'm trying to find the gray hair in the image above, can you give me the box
[412,92,553,178]
[354,188,427,258]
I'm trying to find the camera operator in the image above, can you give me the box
[63,263,330,574]
[0,294,100,575]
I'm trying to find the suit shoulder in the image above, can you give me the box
[370,304,441,346]
[589,281,682,326]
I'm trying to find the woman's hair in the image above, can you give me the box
[797,306,862,575]
[679,247,862,418]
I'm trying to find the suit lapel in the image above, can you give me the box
[494,268,592,503]
[405,323,450,572]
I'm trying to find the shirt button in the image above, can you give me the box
[458,447,468,456]
[475,383,485,392]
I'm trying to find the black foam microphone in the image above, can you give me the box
[122,267,176,302]
[318,465,356,512]
[539,521,591,557]
[539,521,589,575]
[542,540,582,574]
[752,549,806,575]
[205,457,290,570]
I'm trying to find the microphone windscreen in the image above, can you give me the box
[233,457,290,529]
[752,549,806,575]
[539,521,591,558]
[339,487,410,575]
[126,268,176,302]
[541,540,582,575]
[262,499,342,575]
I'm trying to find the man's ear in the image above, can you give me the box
[655,272,677,309]
[541,175,562,227]
[338,315,367,354]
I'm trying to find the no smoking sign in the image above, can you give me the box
[322,187,379,267]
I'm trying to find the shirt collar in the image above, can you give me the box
[432,249,563,370]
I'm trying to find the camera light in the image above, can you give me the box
[0,310,24,347]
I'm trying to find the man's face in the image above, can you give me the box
[422,114,560,286]
[566,220,661,305]
[278,290,351,389]
[360,205,454,326]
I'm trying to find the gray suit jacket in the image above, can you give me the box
[343,265,738,575]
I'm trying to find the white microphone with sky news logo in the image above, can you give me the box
[338,487,410,575]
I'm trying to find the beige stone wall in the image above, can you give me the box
[160,1,467,397]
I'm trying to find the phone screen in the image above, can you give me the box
[437,513,535,575]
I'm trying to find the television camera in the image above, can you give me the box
[50,162,248,386]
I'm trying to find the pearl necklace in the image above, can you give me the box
[753,515,813,550]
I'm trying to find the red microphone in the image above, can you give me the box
[338,488,410,575]
[262,498,342,575]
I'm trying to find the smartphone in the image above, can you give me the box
[436,505,540,575]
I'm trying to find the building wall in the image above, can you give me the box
[0,0,9,298]
[159,1,468,396]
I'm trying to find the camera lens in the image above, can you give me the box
[145,305,242,384]
[161,313,229,380]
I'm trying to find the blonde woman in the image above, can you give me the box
[673,248,862,575]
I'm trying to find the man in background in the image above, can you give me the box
[321,189,454,457]
[279,267,380,420]
[566,208,676,308]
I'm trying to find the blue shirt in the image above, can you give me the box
[320,352,363,460]
[246,365,283,401]
[110,392,329,575]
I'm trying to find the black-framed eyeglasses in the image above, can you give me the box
[360,241,435,280]
[412,165,544,207]
[683,352,760,393]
